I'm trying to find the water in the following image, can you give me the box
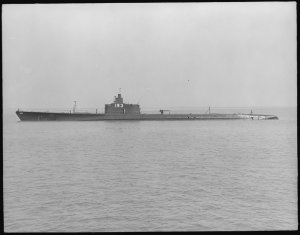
[3,107,297,231]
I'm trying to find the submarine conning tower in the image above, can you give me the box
[104,93,141,115]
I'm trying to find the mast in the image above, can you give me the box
[205,106,211,114]
[73,101,78,113]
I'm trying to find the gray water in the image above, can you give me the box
[3,107,297,231]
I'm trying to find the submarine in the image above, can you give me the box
[16,92,278,121]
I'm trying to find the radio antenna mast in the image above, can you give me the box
[205,106,211,114]
[73,101,78,113]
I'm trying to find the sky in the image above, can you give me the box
[2,2,297,112]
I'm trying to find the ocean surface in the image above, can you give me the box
[3,107,297,231]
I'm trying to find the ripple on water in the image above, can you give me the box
[3,118,298,231]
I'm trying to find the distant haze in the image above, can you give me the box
[2,3,297,111]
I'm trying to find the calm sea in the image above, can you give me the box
[3,107,297,231]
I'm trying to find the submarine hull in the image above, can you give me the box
[16,111,278,121]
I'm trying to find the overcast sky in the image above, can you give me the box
[2,2,297,111]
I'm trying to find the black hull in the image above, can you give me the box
[16,111,278,121]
